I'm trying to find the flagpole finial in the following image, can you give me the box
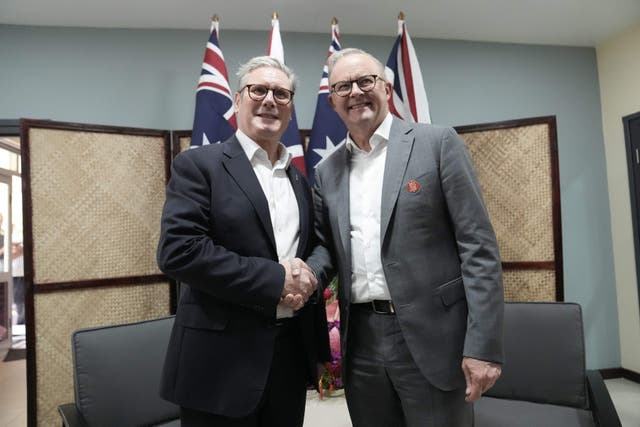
[398,11,405,20]
[272,11,278,19]
[212,14,219,22]
[331,17,338,25]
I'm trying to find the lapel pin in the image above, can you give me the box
[406,180,420,193]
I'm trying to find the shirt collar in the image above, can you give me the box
[345,112,393,153]
[236,129,292,169]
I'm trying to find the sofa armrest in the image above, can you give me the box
[586,370,622,427]
[58,403,90,427]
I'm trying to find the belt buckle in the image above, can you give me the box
[372,300,395,314]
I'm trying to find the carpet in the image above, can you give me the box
[3,348,26,362]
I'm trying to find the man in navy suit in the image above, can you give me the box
[157,56,329,427]
[307,48,504,426]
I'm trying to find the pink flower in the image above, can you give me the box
[326,300,340,322]
[329,326,341,358]
[323,287,334,300]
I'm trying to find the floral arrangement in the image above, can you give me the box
[318,277,343,398]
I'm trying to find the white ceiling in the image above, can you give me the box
[2,0,640,47]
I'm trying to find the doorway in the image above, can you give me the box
[0,122,22,361]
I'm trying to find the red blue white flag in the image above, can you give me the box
[385,15,431,123]
[306,18,347,183]
[267,14,307,175]
[191,16,237,147]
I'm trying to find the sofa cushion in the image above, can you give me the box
[475,396,595,427]
[72,316,179,427]
[485,302,588,409]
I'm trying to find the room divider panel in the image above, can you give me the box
[21,119,174,426]
[456,116,563,301]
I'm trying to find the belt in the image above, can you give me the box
[352,300,396,314]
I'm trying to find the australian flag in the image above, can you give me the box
[306,19,347,184]
[191,16,237,147]
[267,14,307,175]
[385,16,431,124]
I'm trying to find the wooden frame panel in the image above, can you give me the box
[455,116,563,301]
[21,119,174,426]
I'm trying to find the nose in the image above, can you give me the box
[262,89,277,105]
[349,80,364,96]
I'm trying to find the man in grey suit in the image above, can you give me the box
[307,48,504,427]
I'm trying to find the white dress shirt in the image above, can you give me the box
[236,130,300,317]
[347,113,393,303]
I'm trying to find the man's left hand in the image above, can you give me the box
[462,357,502,402]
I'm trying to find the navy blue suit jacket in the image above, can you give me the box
[157,136,330,416]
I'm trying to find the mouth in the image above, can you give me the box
[348,102,372,111]
[257,112,279,120]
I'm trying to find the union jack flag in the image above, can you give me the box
[191,16,237,147]
[306,19,347,183]
[385,16,431,124]
[267,14,307,175]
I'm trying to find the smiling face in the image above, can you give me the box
[234,66,293,147]
[328,53,391,139]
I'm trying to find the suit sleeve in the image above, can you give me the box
[438,127,504,364]
[157,151,284,314]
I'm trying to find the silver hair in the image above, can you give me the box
[327,48,386,80]
[236,56,297,92]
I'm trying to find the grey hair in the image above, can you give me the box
[236,56,297,92]
[327,48,386,80]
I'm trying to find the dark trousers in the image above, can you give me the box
[345,305,473,427]
[180,320,307,427]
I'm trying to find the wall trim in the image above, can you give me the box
[600,367,640,383]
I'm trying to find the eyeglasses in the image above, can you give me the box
[241,84,294,105]
[330,74,384,97]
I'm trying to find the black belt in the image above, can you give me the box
[352,300,396,314]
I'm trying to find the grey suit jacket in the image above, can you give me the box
[307,117,504,391]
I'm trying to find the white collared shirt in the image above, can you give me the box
[236,130,300,317]
[346,113,393,303]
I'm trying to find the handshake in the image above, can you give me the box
[279,258,318,311]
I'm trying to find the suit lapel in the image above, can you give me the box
[222,137,277,254]
[327,145,353,303]
[332,145,351,263]
[380,119,414,241]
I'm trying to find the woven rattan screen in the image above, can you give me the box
[172,131,192,154]
[22,120,173,426]
[456,116,562,302]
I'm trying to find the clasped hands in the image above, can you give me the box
[279,258,318,311]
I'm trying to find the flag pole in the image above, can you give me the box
[190,11,236,147]
[385,11,432,123]
[266,10,307,174]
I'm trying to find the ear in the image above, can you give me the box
[384,81,392,101]
[328,93,337,110]
[234,92,241,113]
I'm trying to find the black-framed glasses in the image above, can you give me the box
[330,74,384,97]
[241,84,294,105]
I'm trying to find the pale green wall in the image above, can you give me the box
[0,24,619,368]
[597,23,640,374]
